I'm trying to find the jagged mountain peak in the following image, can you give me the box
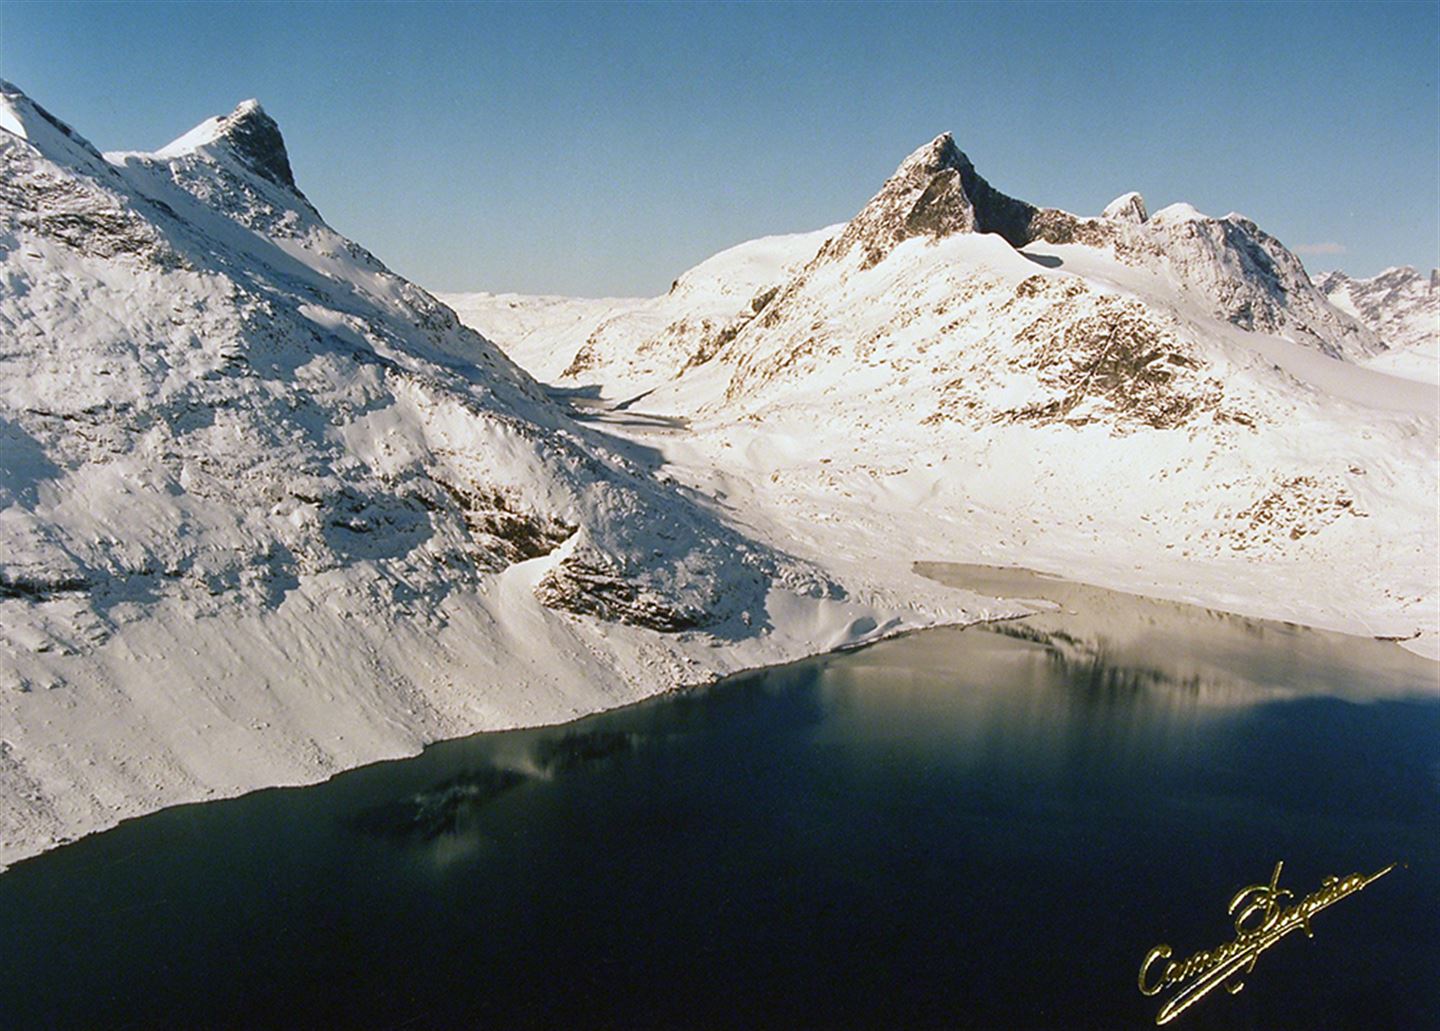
[895,131,968,174]
[154,97,299,191]
[1313,264,1439,357]
[806,135,1381,360]
[822,131,1035,268]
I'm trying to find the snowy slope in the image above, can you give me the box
[440,227,837,398]
[456,134,1439,665]
[1314,266,1439,384]
[438,292,642,383]
[0,84,976,869]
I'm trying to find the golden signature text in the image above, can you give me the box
[1137,859,1396,1025]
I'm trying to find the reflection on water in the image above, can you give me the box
[532,728,635,774]
[0,565,1435,1029]
[916,561,1440,705]
[349,766,528,842]
[349,732,638,843]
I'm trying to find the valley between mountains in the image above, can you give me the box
[2,83,1435,869]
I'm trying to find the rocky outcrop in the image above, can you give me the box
[534,549,710,631]
[1102,191,1149,223]
[1140,206,1377,359]
[921,277,1245,433]
[211,100,301,192]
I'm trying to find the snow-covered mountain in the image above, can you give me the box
[448,133,1438,671]
[447,135,1383,403]
[0,84,965,869]
[442,227,838,400]
[1313,266,1438,384]
[1314,265,1438,351]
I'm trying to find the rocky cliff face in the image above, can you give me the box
[1102,191,1148,224]
[208,99,301,192]
[819,133,1038,267]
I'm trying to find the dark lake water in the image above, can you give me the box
[1,565,1436,1030]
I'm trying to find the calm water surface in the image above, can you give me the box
[0,565,1436,1030]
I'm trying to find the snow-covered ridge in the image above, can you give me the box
[0,80,103,167]
[449,134,1383,401]
[802,133,1379,362]
[149,97,300,193]
[0,85,968,870]
[440,226,841,400]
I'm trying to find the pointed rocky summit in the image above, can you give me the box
[154,97,300,193]
[211,99,299,191]
[824,133,1039,267]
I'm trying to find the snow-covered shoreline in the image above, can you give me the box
[1,559,1003,873]
[6,535,1432,876]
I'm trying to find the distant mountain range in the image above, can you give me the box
[1314,266,1438,383]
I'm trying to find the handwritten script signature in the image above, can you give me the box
[1138,860,1396,1025]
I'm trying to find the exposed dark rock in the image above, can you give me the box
[924,285,1250,433]
[215,100,301,193]
[796,132,1379,360]
[822,133,1039,268]
[1219,475,1366,550]
[562,333,603,378]
[1026,207,1124,249]
[818,133,1148,269]
[0,573,89,601]
[535,550,709,631]
[436,482,577,568]
[1102,192,1149,223]
[1008,297,1220,429]
[0,144,183,267]
[679,283,785,372]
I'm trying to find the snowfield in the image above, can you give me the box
[0,85,984,870]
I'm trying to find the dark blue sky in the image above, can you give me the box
[2,1,1436,295]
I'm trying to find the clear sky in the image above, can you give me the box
[1,1,1436,297]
